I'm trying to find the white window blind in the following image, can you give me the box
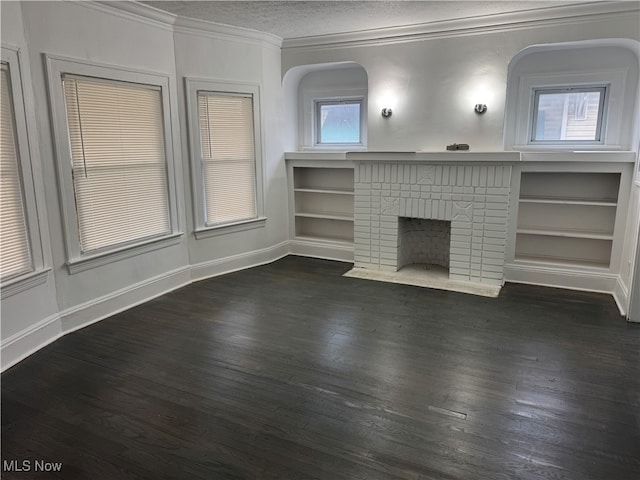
[62,75,171,253]
[197,92,257,226]
[1,65,32,281]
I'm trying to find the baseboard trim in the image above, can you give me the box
[190,241,290,282]
[289,239,354,263]
[1,314,62,372]
[612,275,630,317]
[504,263,620,305]
[60,266,193,334]
[2,242,292,373]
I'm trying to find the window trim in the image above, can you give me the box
[300,86,368,150]
[185,77,265,238]
[45,54,182,271]
[314,98,364,147]
[1,46,48,293]
[529,85,608,145]
[508,69,627,151]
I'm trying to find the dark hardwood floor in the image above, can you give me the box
[2,256,639,479]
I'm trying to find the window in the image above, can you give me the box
[198,92,257,225]
[1,64,32,281]
[315,99,362,145]
[297,65,368,150]
[1,46,47,295]
[46,56,180,272]
[531,86,607,143]
[62,76,170,252]
[186,79,264,238]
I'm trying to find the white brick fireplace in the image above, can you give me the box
[349,152,518,290]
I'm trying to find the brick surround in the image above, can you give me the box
[353,162,512,286]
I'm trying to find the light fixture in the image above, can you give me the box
[474,104,487,115]
[381,108,392,118]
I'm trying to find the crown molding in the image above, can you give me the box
[282,1,640,51]
[173,15,282,49]
[88,1,282,49]
[81,1,176,31]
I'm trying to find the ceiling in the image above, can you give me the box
[141,1,592,40]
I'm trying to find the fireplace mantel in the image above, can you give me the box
[346,151,520,163]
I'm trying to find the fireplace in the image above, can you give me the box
[348,157,513,294]
[398,218,451,270]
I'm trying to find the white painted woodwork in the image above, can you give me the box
[505,154,635,300]
[286,154,355,261]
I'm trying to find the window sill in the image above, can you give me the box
[195,217,267,240]
[518,151,636,163]
[1,268,51,299]
[511,144,624,151]
[66,232,184,275]
[305,145,367,151]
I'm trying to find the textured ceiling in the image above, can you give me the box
[141,1,585,39]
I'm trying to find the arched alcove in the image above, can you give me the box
[503,39,640,150]
[282,62,368,151]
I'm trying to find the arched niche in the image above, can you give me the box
[503,39,640,150]
[282,62,368,151]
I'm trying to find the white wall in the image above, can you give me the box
[173,29,288,278]
[1,1,287,370]
[282,8,640,152]
[21,1,190,313]
[0,0,59,364]
[617,178,640,318]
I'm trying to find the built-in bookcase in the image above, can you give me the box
[293,167,354,243]
[286,154,355,261]
[515,172,620,268]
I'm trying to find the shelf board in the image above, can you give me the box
[295,211,354,221]
[514,254,610,270]
[294,187,354,195]
[519,196,617,207]
[517,228,613,241]
[295,234,354,245]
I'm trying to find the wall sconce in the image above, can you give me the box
[381,108,393,118]
[474,104,487,115]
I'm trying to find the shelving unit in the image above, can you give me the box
[286,154,355,261]
[515,172,621,269]
[293,166,355,243]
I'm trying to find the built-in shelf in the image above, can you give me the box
[295,234,354,245]
[519,197,617,207]
[288,164,355,254]
[295,211,354,221]
[514,171,621,269]
[514,254,611,270]
[294,187,354,195]
[517,228,614,240]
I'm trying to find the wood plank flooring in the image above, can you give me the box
[2,256,640,479]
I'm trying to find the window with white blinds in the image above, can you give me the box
[62,75,171,253]
[1,64,33,281]
[197,92,257,226]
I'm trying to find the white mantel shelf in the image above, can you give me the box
[285,151,637,163]
[347,151,520,163]
[286,151,519,163]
